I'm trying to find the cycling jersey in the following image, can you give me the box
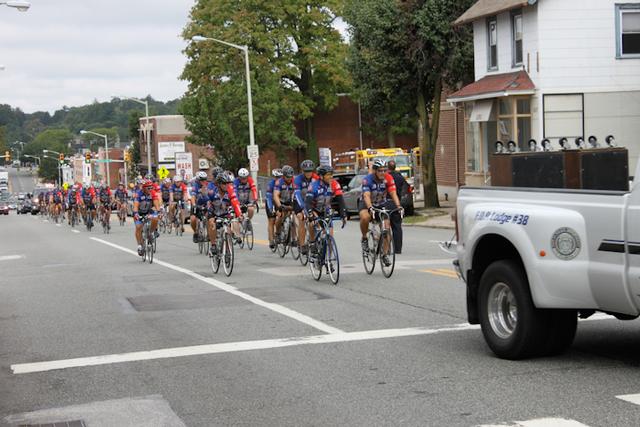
[160,184,172,204]
[265,179,276,211]
[170,182,188,200]
[134,189,159,215]
[52,191,62,204]
[305,179,345,216]
[233,177,258,205]
[293,172,319,207]
[207,184,242,218]
[361,173,397,206]
[68,190,81,205]
[98,188,111,204]
[274,177,295,205]
[114,188,128,201]
[82,187,96,204]
[191,180,215,207]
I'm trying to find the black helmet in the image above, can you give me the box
[371,159,386,170]
[282,165,294,177]
[316,165,333,176]
[211,166,223,179]
[300,159,315,172]
[216,172,233,185]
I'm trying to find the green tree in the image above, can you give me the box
[345,0,474,207]
[181,0,349,166]
[0,126,7,161]
[80,127,119,152]
[24,128,74,182]
[127,111,142,181]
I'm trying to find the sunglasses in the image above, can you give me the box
[376,169,388,173]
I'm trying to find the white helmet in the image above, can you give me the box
[163,178,172,184]
[196,171,208,180]
[173,175,183,183]
[238,168,249,178]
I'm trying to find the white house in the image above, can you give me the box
[448,0,640,186]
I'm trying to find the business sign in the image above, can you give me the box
[158,141,186,163]
[174,152,193,181]
[198,158,210,170]
[83,162,92,185]
[319,147,332,167]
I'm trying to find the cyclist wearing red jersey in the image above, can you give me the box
[134,180,162,256]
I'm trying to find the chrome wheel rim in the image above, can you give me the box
[487,282,517,339]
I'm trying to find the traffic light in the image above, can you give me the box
[85,152,91,164]
[124,151,130,162]
[4,151,10,162]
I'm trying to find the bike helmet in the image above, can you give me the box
[282,165,294,177]
[142,179,154,189]
[371,159,386,170]
[316,165,333,176]
[196,171,208,181]
[173,175,183,183]
[216,172,233,185]
[272,168,283,178]
[300,159,315,172]
[238,168,250,178]
[163,178,172,185]
[211,166,223,179]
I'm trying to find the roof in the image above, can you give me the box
[447,70,535,103]
[454,0,537,26]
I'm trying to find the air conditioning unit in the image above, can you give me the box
[198,159,209,169]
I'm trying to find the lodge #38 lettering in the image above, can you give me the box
[474,211,530,226]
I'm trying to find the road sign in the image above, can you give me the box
[249,157,259,172]
[175,152,193,181]
[157,167,170,180]
[247,145,259,160]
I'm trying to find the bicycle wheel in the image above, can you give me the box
[379,228,396,278]
[276,225,287,258]
[362,230,377,275]
[147,232,154,264]
[326,235,340,285]
[142,224,148,263]
[299,239,309,266]
[290,222,300,260]
[210,238,221,274]
[223,232,234,277]
[239,220,246,249]
[198,222,205,254]
[245,219,254,250]
[309,239,322,281]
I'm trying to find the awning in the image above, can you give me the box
[470,100,495,122]
[447,70,535,103]
[454,0,537,26]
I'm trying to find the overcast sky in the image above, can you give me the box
[0,0,195,113]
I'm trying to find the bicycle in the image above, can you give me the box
[362,207,401,278]
[210,217,235,277]
[117,201,127,226]
[195,208,209,255]
[172,201,185,237]
[276,210,297,259]
[100,205,111,234]
[238,213,254,250]
[140,215,156,264]
[84,207,94,232]
[308,215,341,285]
[69,205,79,228]
[158,208,169,234]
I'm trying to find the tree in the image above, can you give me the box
[127,111,142,181]
[345,0,475,207]
[181,0,349,166]
[80,127,119,152]
[24,128,74,182]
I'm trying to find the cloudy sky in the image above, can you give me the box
[0,0,195,113]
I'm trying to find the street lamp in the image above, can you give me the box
[0,1,30,11]
[42,154,63,186]
[113,96,151,176]
[80,130,110,187]
[11,141,25,160]
[191,35,257,182]
[23,154,40,166]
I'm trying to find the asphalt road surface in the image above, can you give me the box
[6,167,37,194]
[2,177,640,426]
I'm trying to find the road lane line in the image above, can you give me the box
[90,237,343,335]
[72,230,80,234]
[420,269,458,279]
[55,223,61,227]
[479,419,591,427]
[616,393,640,406]
[11,323,479,374]
[0,255,24,262]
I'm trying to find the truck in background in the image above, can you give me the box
[333,148,413,179]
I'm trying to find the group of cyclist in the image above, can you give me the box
[39,156,405,270]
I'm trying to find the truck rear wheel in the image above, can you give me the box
[478,260,551,360]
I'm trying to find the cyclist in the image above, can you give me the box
[114,183,128,223]
[98,183,112,230]
[81,183,97,225]
[265,168,282,250]
[359,159,403,266]
[190,171,212,243]
[134,179,161,256]
[273,165,295,244]
[170,175,189,233]
[233,168,258,243]
[304,165,347,255]
[51,186,64,220]
[206,172,242,256]
[293,160,318,255]
[159,178,172,225]
[67,183,81,225]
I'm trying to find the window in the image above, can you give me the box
[616,4,640,58]
[498,97,531,151]
[543,94,584,141]
[512,11,523,66]
[464,103,482,172]
[487,17,498,70]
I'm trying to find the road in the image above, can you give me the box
[6,167,37,195]
[2,191,640,425]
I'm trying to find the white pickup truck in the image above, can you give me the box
[455,161,640,360]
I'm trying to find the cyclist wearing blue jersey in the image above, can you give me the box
[265,168,282,249]
[190,171,212,243]
[293,160,318,254]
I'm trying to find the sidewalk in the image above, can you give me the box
[404,200,455,229]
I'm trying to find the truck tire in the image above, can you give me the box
[478,260,550,360]
[543,309,577,356]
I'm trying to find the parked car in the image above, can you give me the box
[0,203,9,215]
[17,201,32,214]
[341,173,414,216]
[30,204,40,215]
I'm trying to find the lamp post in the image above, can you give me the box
[114,96,151,176]
[42,153,62,186]
[80,130,110,187]
[23,154,40,166]
[11,141,25,160]
[0,1,30,11]
[191,35,257,182]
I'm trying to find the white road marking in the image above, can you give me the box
[43,219,49,223]
[259,259,455,277]
[479,418,591,427]
[616,393,640,406]
[0,255,23,262]
[11,323,479,374]
[90,237,343,335]
[55,223,61,227]
[72,230,80,234]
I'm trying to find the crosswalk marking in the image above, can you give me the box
[479,418,591,427]
[616,393,640,405]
